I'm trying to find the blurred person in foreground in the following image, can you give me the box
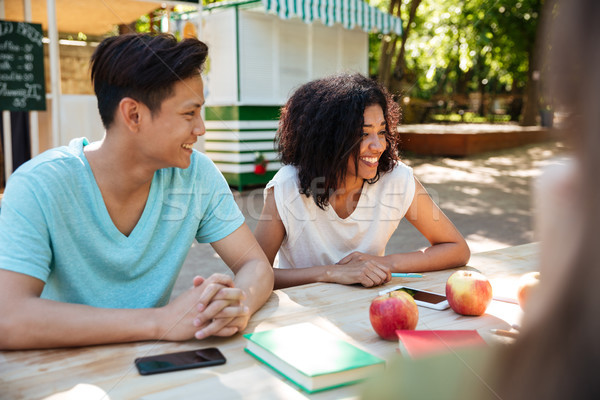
[0,33,273,349]
[362,0,600,398]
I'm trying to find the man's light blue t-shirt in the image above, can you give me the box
[0,138,244,308]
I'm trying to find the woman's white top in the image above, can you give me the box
[265,162,416,269]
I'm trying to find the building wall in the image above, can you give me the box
[238,11,368,105]
[202,9,238,106]
[43,42,96,96]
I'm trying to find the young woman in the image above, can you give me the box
[254,74,470,289]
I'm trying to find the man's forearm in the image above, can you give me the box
[234,259,274,314]
[0,298,160,349]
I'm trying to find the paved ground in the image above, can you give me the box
[171,139,568,299]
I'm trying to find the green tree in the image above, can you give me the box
[372,0,545,124]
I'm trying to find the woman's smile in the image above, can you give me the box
[360,156,380,167]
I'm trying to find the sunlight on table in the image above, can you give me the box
[43,383,109,400]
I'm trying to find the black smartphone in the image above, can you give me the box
[135,347,226,375]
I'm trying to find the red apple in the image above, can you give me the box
[369,290,419,340]
[445,270,493,316]
[517,271,540,310]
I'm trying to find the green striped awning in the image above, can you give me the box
[261,0,403,35]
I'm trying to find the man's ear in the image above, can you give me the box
[118,97,143,132]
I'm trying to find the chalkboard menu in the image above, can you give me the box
[0,20,46,111]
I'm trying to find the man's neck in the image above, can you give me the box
[84,134,155,199]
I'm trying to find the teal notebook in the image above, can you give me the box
[244,322,385,393]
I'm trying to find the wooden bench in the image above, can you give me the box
[398,124,554,157]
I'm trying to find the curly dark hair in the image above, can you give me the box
[276,73,401,209]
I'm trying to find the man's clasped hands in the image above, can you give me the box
[158,274,249,342]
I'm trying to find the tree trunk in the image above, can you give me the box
[434,61,453,96]
[377,0,401,87]
[520,49,540,126]
[389,0,422,94]
[378,36,397,87]
[520,4,546,126]
[478,83,485,116]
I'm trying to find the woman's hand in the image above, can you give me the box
[333,252,392,287]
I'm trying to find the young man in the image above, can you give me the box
[0,33,274,349]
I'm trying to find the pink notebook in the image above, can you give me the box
[396,330,487,359]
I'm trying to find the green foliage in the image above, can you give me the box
[135,14,152,33]
[370,0,544,100]
[369,33,385,78]
[254,152,267,166]
[432,112,511,123]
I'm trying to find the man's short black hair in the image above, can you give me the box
[90,33,208,129]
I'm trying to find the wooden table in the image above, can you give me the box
[0,243,539,400]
